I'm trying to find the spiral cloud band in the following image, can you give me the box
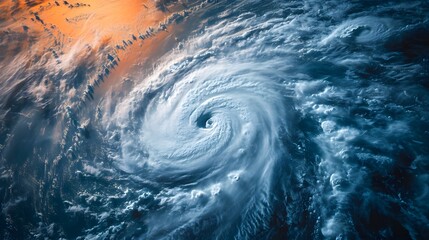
[110,36,293,238]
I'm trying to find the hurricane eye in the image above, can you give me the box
[196,112,213,128]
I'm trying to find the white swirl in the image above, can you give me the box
[112,56,290,237]
[140,63,285,177]
[103,8,298,238]
[322,16,394,44]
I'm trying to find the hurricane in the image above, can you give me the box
[1,0,428,239]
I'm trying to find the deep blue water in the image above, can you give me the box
[1,0,429,239]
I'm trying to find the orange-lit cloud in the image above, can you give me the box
[0,0,197,110]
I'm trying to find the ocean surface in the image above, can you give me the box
[1,0,429,239]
